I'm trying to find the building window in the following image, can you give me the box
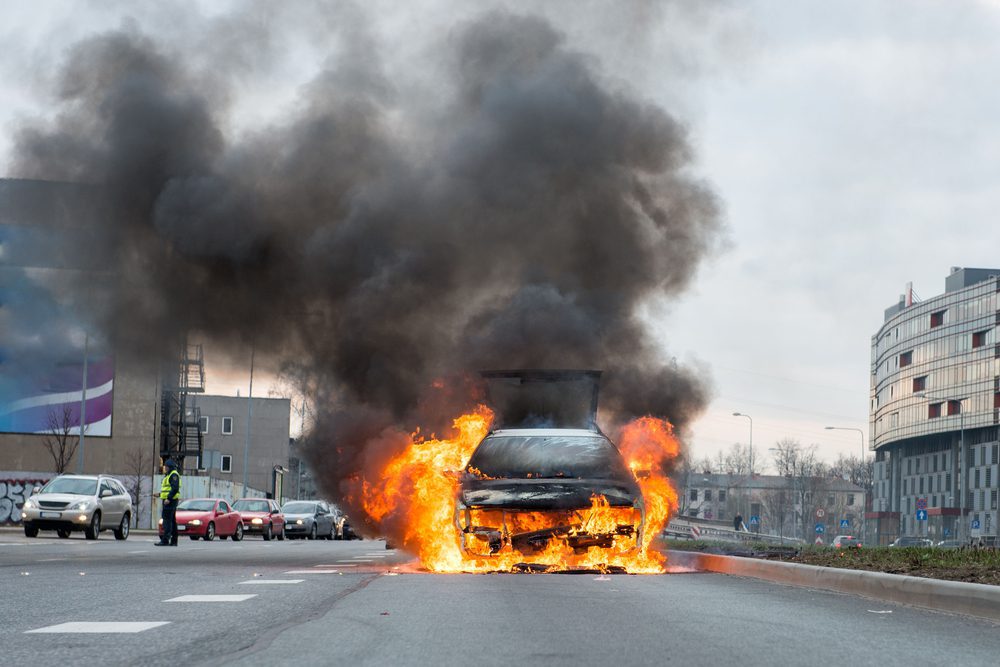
[199,416,209,434]
[690,489,698,501]
[221,455,232,473]
[947,400,961,416]
[972,330,989,348]
[827,495,834,507]
[222,417,234,435]
[719,490,726,502]
[992,490,998,511]
[975,469,980,489]
[847,494,855,506]
[919,477,924,494]
[932,455,938,473]
[912,376,927,393]
[928,402,942,419]
[930,310,945,328]
[704,489,713,501]
[899,351,912,367]
[994,393,1000,410]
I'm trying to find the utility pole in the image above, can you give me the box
[76,332,89,474]
[242,343,255,498]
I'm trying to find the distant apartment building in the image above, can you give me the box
[193,395,291,496]
[681,473,864,542]
[870,267,1000,544]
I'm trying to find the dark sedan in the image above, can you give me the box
[280,500,337,540]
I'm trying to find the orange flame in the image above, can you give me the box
[360,406,680,573]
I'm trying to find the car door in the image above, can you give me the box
[319,503,334,535]
[270,501,284,532]
[217,500,236,534]
[99,480,122,525]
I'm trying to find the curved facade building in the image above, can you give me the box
[869,267,1000,544]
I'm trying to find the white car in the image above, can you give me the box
[21,474,133,540]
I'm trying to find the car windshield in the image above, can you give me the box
[282,502,316,514]
[41,477,97,495]
[466,433,630,479]
[233,500,270,512]
[177,500,216,512]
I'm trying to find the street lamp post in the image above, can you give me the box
[915,392,966,543]
[825,425,866,539]
[732,412,753,474]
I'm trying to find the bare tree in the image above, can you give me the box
[123,447,151,527]
[42,407,81,474]
[769,438,831,539]
[722,442,761,476]
[829,454,875,496]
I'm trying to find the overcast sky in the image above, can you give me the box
[3,1,999,465]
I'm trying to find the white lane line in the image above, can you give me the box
[128,551,149,554]
[165,595,257,602]
[348,559,374,562]
[313,564,355,567]
[27,622,169,634]
[39,558,66,562]
[238,579,304,585]
[284,569,341,574]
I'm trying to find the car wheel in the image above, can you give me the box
[327,524,336,541]
[24,524,39,538]
[84,512,101,540]
[263,524,272,541]
[204,522,216,541]
[57,529,71,539]
[276,527,285,541]
[114,514,130,540]
[308,524,317,540]
[232,523,244,542]
[190,535,199,541]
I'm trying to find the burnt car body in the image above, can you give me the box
[455,370,644,558]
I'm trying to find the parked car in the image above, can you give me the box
[832,535,862,549]
[281,500,337,539]
[935,539,964,548]
[159,498,244,541]
[21,474,133,540]
[233,498,285,541]
[889,536,933,547]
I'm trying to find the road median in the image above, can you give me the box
[669,550,1000,622]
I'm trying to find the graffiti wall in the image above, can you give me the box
[0,478,50,524]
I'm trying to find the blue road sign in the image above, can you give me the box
[916,509,927,521]
[749,515,760,525]
[840,519,850,529]
[815,523,825,534]
[944,528,951,536]
[972,519,981,529]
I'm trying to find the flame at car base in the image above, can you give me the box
[359,408,680,574]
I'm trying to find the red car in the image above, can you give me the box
[159,498,244,541]
[232,497,285,541]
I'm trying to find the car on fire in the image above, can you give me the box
[455,370,645,561]
[21,474,133,540]
[159,498,244,541]
[232,497,285,540]
[281,500,338,539]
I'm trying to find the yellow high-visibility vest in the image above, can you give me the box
[160,470,181,500]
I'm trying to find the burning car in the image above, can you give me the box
[455,370,645,562]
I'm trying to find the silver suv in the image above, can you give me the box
[21,474,134,540]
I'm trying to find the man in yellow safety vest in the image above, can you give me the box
[156,458,181,546]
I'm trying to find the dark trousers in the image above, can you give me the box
[161,501,178,545]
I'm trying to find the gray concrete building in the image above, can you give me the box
[870,267,1000,545]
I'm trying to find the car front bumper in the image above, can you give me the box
[22,507,98,531]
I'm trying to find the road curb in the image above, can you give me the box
[668,550,1000,623]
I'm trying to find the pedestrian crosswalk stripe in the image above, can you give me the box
[238,580,304,585]
[166,595,257,602]
[284,569,341,574]
[26,622,169,634]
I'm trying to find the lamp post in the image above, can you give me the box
[825,425,866,538]
[242,343,255,499]
[732,412,753,474]
[915,392,966,543]
[768,446,785,543]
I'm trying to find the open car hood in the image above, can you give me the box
[459,477,640,510]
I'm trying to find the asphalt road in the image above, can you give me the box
[2,530,999,666]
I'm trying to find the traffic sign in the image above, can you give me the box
[815,523,825,534]
[944,528,951,537]
[972,519,981,529]
[840,519,850,529]
[916,497,928,510]
[815,508,825,519]
[916,509,927,521]
[814,536,824,545]
[749,515,760,525]
[704,510,713,520]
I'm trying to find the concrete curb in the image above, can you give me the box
[669,550,1000,622]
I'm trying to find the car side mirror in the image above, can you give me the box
[31,486,40,496]
[101,489,113,498]
[271,509,279,514]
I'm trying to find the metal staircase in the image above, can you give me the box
[159,343,206,472]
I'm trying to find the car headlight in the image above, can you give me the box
[68,501,91,511]
[158,518,163,525]
[189,519,202,526]
[251,518,263,525]
[296,519,303,525]
[23,498,38,510]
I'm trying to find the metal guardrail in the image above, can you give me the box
[665,520,805,546]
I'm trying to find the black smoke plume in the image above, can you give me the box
[7,7,723,532]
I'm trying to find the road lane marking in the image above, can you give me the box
[165,595,257,602]
[314,563,355,567]
[26,622,169,633]
[284,569,341,574]
[128,550,149,554]
[239,579,304,585]
[348,558,374,562]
